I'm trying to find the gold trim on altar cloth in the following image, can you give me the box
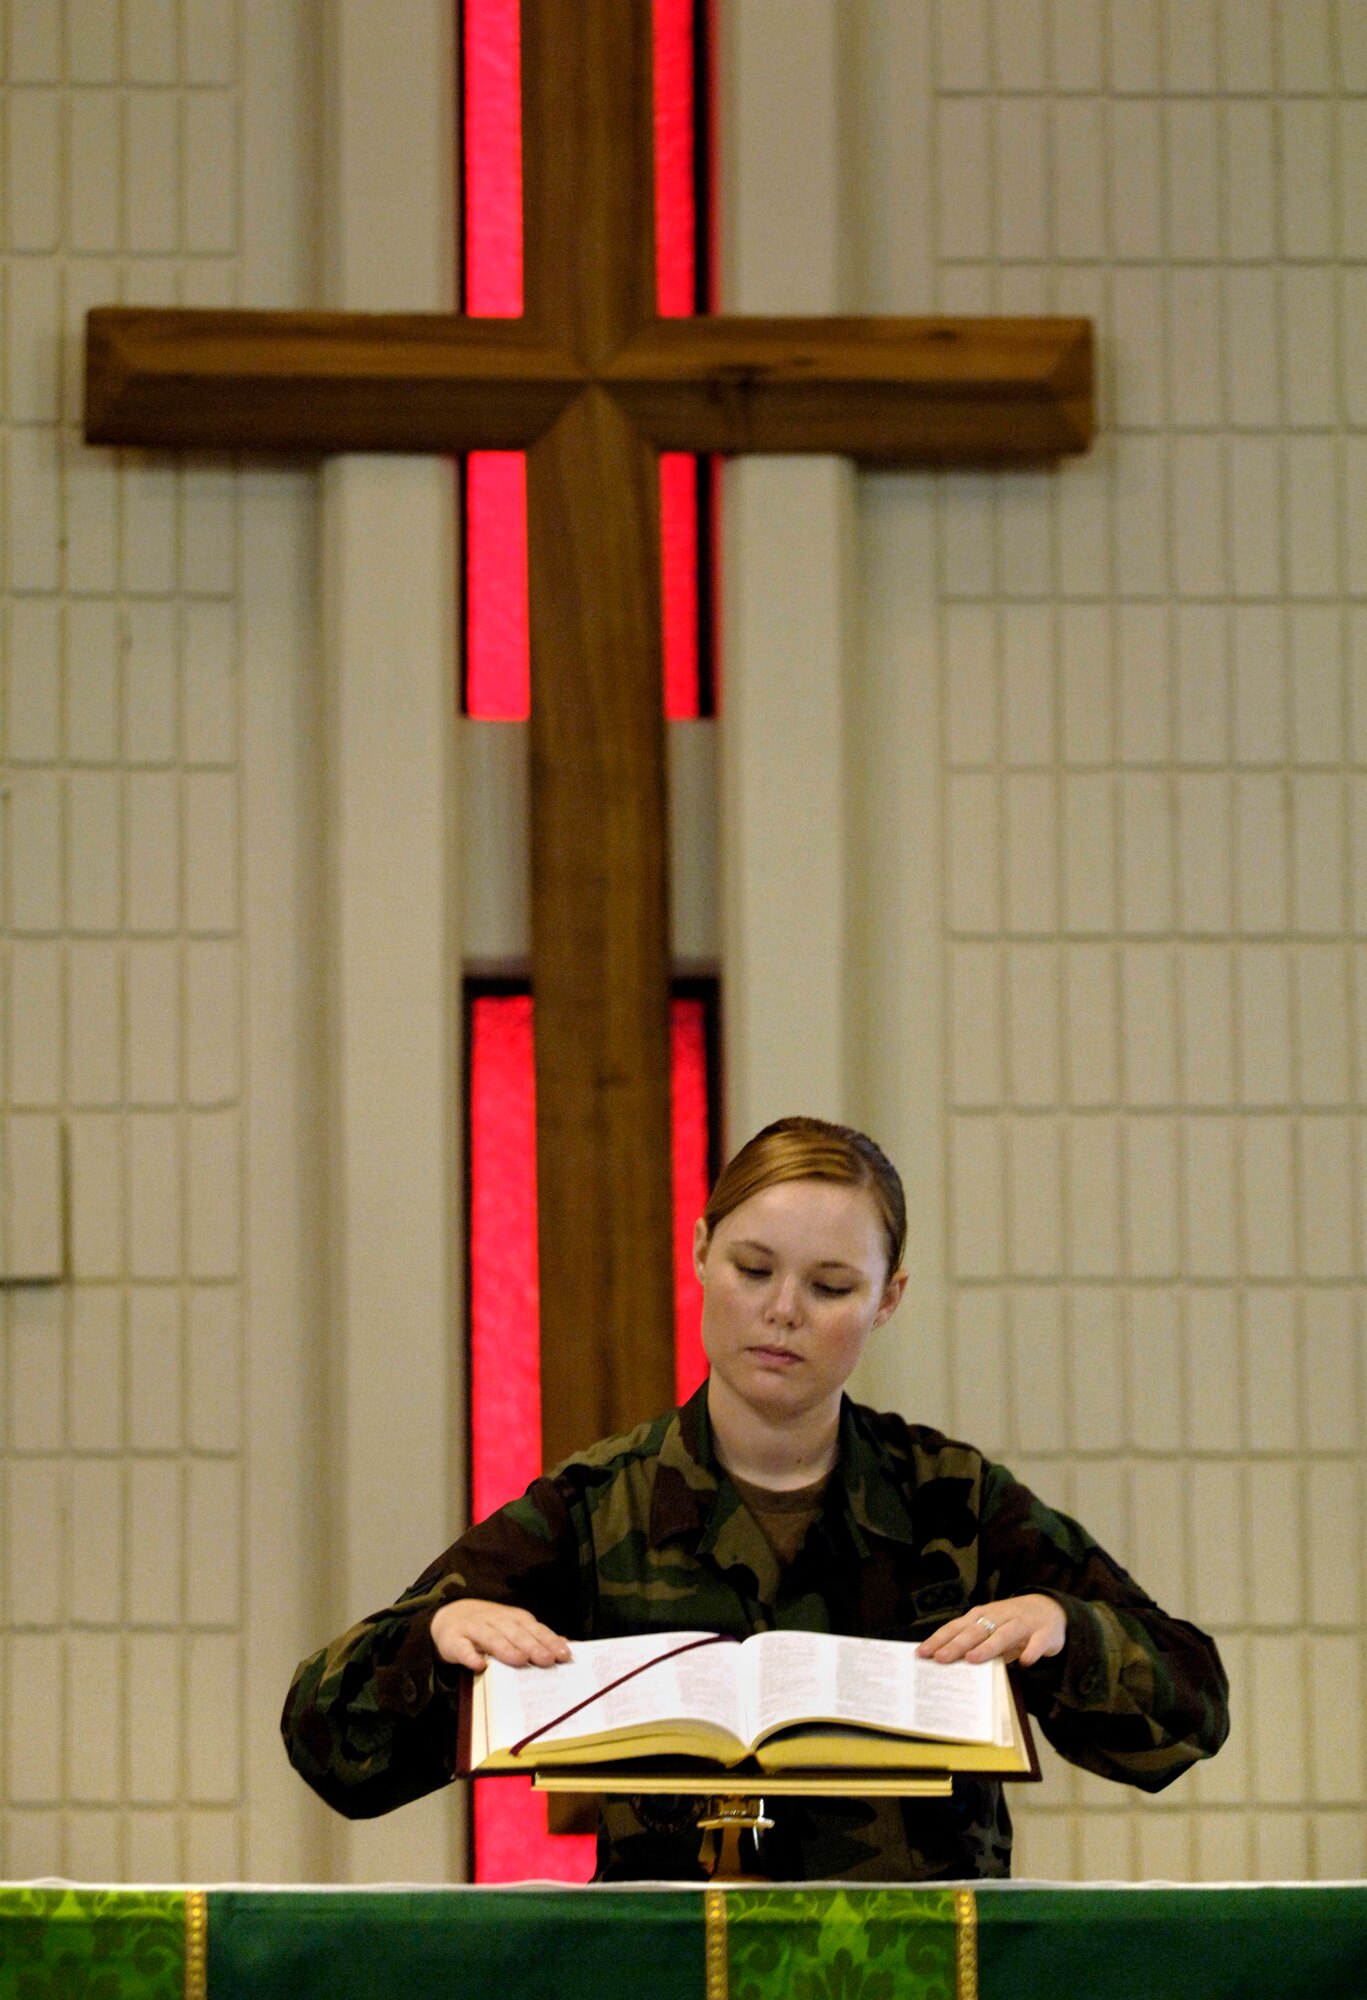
[955,1888,978,2000]
[704,1886,729,2000]
[184,1889,208,2000]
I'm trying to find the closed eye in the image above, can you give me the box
[813,1282,854,1297]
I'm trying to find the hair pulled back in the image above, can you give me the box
[701,1116,907,1277]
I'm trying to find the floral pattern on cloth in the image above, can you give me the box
[0,1888,186,2000]
[718,1887,966,2000]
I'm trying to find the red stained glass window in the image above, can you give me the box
[467,992,584,1883]
[462,0,527,719]
[468,990,714,1882]
[671,994,710,1404]
[461,0,712,721]
[469,993,540,1529]
[464,452,529,721]
[463,0,716,1883]
[462,0,523,317]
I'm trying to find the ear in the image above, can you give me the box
[871,1268,908,1331]
[692,1217,710,1285]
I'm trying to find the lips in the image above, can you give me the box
[750,1345,802,1366]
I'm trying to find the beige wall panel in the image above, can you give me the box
[0,0,319,1885]
[846,0,1367,1879]
[717,0,859,1147]
[316,0,461,1887]
[4,0,1363,1898]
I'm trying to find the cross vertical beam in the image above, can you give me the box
[521,0,656,355]
[521,1,676,1459]
[528,387,674,1454]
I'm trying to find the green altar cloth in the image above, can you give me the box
[2,1881,1365,2000]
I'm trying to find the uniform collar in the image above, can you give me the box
[836,1396,923,1553]
[648,1381,922,1563]
[647,1380,721,1545]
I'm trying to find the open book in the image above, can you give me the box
[461,1629,1036,1777]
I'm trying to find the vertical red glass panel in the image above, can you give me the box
[463,0,522,316]
[660,453,699,721]
[672,996,709,1401]
[653,0,696,315]
[465,453,531,720]
[654,0,701,718]
[469,995,595,1882]
[464,0,529,718]
[469,995,540,1523]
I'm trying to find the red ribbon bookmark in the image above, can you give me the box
[508,1632,736,1757]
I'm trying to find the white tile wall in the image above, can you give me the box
[1,1,246,1881]
[7,0,1362,1896]
[917,0,1367,1880]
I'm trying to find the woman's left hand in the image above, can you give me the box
[917,1594,1066,1669]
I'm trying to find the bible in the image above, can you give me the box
[461,1629,1036,1778]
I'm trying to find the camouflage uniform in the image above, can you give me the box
[282,1384,1228,1881]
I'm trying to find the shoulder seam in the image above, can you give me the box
[549,1409,673,1483]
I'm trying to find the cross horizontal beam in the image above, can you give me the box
[86,306,1093,462]
[85,308,580,451]
[608,317,1093,460]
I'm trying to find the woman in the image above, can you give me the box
[283,1117,1228,1880]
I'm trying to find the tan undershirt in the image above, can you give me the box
[728,1469,833,1569]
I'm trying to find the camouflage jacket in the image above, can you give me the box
[282,1385,1228,1881]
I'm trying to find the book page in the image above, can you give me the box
[746,1631,998,1747]
[482,1631,743,1755]
[747,1632,898,1742]
[906,1651,999,1744]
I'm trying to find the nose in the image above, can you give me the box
[764,1274,801,1327]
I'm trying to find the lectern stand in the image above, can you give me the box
[532,1766,957,1882]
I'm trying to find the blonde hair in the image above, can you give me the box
[702,1117,907,1276]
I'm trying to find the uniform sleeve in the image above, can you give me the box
[979,1461,1230,1793]
[281,1477,584,1819]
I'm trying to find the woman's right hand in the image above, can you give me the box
[430,1598,573,1673]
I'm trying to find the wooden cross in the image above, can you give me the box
[85,0,1092,1469]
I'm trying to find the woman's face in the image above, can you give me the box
[694,1177,906,1425]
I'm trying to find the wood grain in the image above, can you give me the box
[85,307,581,451]
[521,1,678,1458]
[607,317,1094,461]
[85,308,1093,464]
[528,387,675,1464]
[522,0,656,356]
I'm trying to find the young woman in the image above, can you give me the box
[283,1117,1228,1880]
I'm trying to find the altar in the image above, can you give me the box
[3,1881,1365,2000]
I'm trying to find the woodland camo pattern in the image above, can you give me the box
[282,1384,1229,1880]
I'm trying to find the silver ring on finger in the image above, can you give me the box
[975,1615,998,1635]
